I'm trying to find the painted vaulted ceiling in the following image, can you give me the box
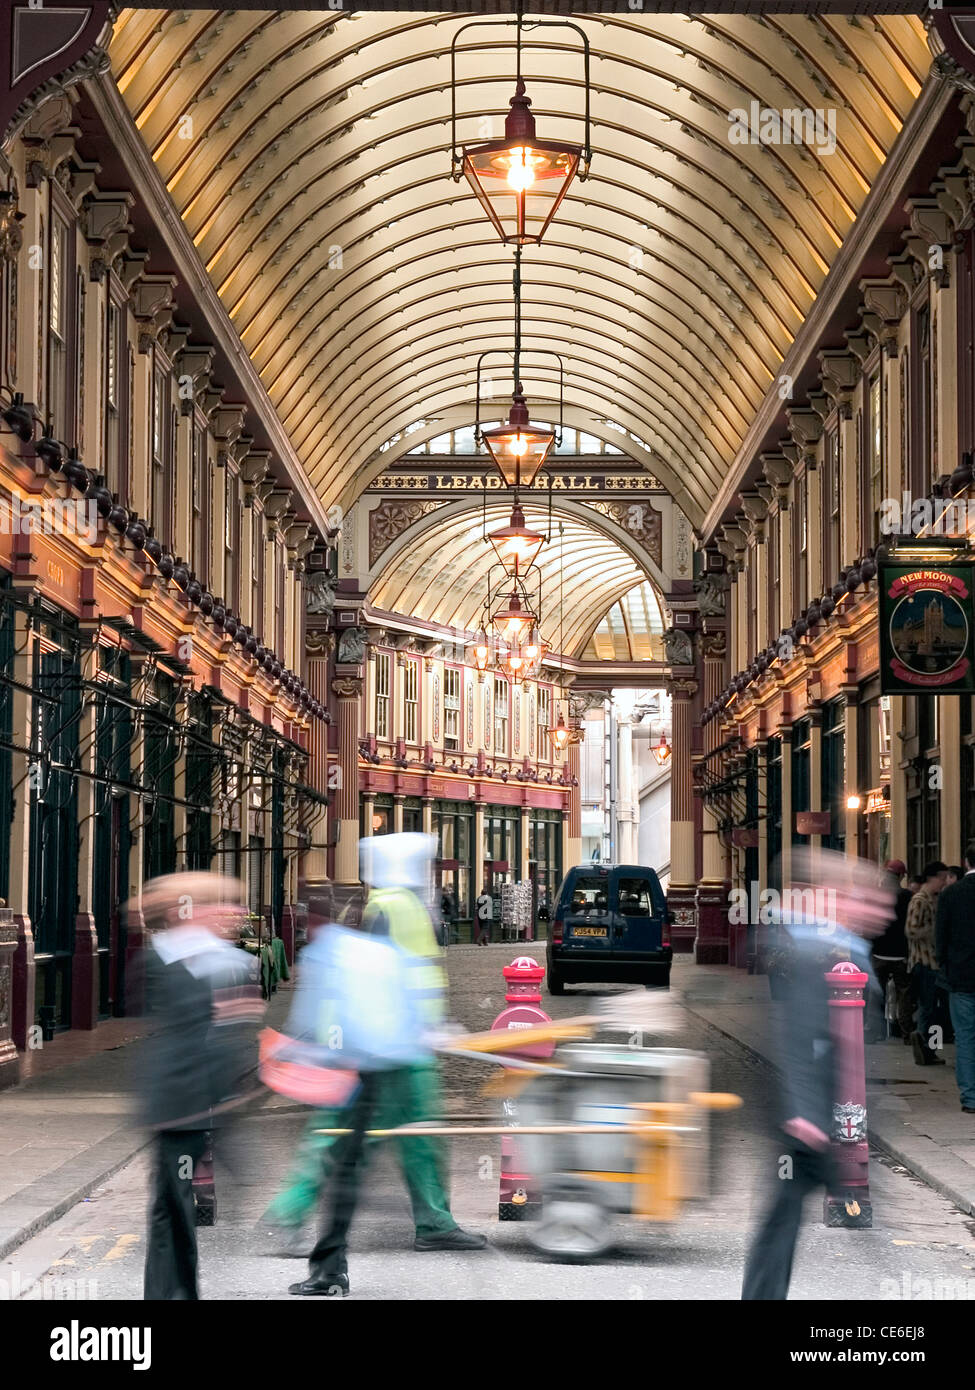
[110,8,930,537]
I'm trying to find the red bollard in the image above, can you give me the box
[823,960,871,1228]
[491,957,553,1221]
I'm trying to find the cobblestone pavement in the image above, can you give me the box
[6,948,975,1301]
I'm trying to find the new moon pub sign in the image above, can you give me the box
[879,558,975,695]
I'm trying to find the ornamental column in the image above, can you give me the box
[332,675,363,884]
[302,630,333,892]
[567,739,582,867]
[667,675,698,953]
[695,628,729,963]
[616,715,637,863]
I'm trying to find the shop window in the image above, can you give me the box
[766,736,782,891]
[529,810,562,915]
[537,686,551,754]
[866,373,883,546]
[494,676,509,754]
[821,698,846,852]
[105,295,128,499]
[792,475,808,612]
[767,512,780,642]
[444,667,460,750]
[404,659,418,743]
[791,718,811,844]
[375,651,390,739]
[48,210,73,440]
[191,421,209,582]
[225,470,240,612]
[151,359,173,548]
[824,429,840,586]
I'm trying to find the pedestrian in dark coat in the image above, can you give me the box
[139,874,263,1300]
[936,845,975,1113]
[742,850,893,1301]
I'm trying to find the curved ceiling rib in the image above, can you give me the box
[111,8,929,531]
[368,502,658,658]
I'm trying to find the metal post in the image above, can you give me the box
[824,959,871,1227]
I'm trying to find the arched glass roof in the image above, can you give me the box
[110,8,929,528]
[583,581,667,662]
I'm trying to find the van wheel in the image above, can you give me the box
[547,972,565,996]
[644,967,671,989]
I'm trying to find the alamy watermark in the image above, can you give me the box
[0,496,98,545]
[727,102,837,156]
[0,1271,98,1300]
[729,884,838,926]
[880,492,975,539]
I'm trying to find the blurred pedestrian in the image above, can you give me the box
[138,873,263,1300]
[288,834,486,1297]
[475,889,493,946]
[742,849,893,1301]
[906,861,949,1066]
[937,844,975,1113]
[946,866,963,887]
[869,860,914,1044]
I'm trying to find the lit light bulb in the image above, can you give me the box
[508,433,529,457]
[506,147,536,192]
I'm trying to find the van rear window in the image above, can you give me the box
[566,877,610,916]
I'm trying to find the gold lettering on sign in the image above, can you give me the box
[371,472,663,492]
[47,560,64,587]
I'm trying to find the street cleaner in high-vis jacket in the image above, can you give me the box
[281,834,486,1297]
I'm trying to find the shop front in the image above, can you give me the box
[433,797,474,941]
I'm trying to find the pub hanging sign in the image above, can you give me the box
[879,558,975,695]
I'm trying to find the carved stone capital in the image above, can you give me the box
[702,631,727,661]
[760,451,793,500]
[818,349,859,419]
[133,273,177,353]
[211,405,247,451]
[306,629,335,657]
[739,491,768,532]
[844,327,874,365]
[859,278,907,358]
[786,406,823,455]
[332,677,362,699]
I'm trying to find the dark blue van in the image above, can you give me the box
[545,863,671,994]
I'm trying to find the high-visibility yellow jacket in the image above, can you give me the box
[361,886,447,1028]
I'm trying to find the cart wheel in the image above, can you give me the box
[529,1200,612,1261]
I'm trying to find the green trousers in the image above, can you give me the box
[264,1062,457,1238]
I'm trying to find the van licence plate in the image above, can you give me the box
[573,927,607,937]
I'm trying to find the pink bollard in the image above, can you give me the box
[491,957,553,1221]
[823,960,871,1228]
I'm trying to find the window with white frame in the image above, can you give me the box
[537,686,551,753]
[48,211,72,439]
[444,667,460,750]
[404,659,418,743]
[375,651,390,740]
[494,676,509,754]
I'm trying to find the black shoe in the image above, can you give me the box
[962,1106,975,1114]
[414,1228,488,1252]
[288,1273,350,1297]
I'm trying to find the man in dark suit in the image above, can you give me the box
[936,844,975,1114]
[742,850,893,1300]
[139,873,263,1300]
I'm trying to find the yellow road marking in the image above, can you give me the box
[102,1234,139,1263]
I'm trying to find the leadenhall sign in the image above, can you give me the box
[879,558,975,695]
[369,471,664,494]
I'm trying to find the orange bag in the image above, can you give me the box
[258,1028,360,1106]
